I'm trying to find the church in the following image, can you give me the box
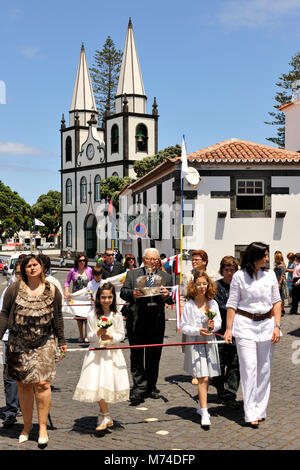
[60,19,158,257]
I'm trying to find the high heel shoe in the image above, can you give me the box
[38,436,49,449]
[96,413,113,431]
[19,427,32,444]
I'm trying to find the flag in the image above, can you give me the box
[171,285,182,332]
[34,218,45,227]
[108,198,113,216]
[180,135,189,180]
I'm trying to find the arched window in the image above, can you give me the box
[94,175,101,202]
[112,171,119,177]
[111,124,119,154]
[66,222,72,247]
[80,176,87,203]
[66,136,72,162]
[66,178,72,204]
[136,124,148,153]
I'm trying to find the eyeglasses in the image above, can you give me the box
[127,257,134,261]
[106,254,114,257]
[78,259,86,262]
[144,257,158,261]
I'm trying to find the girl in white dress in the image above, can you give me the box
[73,282,130,431]
[180,271,222,428]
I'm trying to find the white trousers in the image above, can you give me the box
[235,337,274,423]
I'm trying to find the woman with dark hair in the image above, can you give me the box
[123,254,137,271]
[64,253,93,342]
[224,242,281,428]
[0,254,66,447]
[290,252,300,315]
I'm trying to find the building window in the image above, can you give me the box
[66,222,72,247]
[66,136,72,162]
[66,179,72,204]
[94,175,101,202]
[136,124,148,153]
[236,179,264,210]
[112,171,119,177]
[80,176,87,203]
[111,124,119,154]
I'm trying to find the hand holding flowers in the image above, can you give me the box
[97,316,113,342]
[199,309,217,335]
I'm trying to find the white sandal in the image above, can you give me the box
[96,413,113,431]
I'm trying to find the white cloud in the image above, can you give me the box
[218,0,300,29]
[20,46,42,59]
[0,141,50,156]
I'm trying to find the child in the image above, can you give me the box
[180,270,221,428]
[87,266,104,300]
[73,282,130,431]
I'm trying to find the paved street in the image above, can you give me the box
[0,269,300,451]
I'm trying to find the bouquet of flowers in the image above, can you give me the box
[97,316,113,329]
[205,309,216,332]
[87,289,94,301]
[55,347,66,363]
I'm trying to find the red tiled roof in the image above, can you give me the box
[185,138,300,164]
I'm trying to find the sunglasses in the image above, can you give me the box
[94,272,102,276]
[78,259,86,262]
[127,257,134,261]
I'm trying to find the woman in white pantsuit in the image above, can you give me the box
[224,242,282,428]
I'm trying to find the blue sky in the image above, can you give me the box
[1,0,300,205]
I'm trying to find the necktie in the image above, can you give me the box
[147,274,154,287]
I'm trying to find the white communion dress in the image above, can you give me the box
[72,310,130,403]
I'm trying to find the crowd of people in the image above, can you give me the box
[0,244,300,445]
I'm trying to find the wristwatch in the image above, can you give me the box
[274,323,281,329]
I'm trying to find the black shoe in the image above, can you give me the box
[3,416,17,428]
[145,390,160,399]
[130,397,144,406]
[222,399,240,409]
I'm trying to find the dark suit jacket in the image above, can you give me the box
[120,267,173,316]
[100,261,124,279]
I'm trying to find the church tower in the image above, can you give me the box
[103,18,159,177]
[60,44,105,256]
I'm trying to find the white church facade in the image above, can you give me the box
[60,19,158,257]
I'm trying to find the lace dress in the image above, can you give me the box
[73,310,130,403]
[7,280,57,384]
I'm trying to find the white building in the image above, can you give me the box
[60,19,158,257]
[118,136,300,271]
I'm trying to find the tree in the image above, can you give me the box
[90,36,123,120]
[265,52,300,148]
[0,180,32,239]
[133,144,182,178]
[31,190,61,238]
[100,175,134,212]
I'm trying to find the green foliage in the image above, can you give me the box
[133,144,182,178]
[265,52,300,148]
[90,36,123,120]
[100,176,134,211]
[0,181,32,239]
[32,190,61,238]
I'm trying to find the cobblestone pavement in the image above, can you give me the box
[0,271,300,451]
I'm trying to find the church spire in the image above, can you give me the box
[70,44,98,126]
[115,18,146,114]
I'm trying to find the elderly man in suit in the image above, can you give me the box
[120,248,173,404]
[100,248,124,279]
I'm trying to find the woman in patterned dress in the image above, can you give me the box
[0,255,67,447]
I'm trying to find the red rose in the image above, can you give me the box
[102,317,108,322]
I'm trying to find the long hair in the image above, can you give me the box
[74,253,88,269]
[274,252,285,268]
[94,282,117,319]
[124,254,137,269]
[187,270,217,301]
[241,242,268,278]
[20,254,45,284]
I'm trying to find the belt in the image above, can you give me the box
[237,309,272,322]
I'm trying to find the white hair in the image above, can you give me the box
[143,247,159,258]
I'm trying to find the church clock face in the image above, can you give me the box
[86,143,95,160]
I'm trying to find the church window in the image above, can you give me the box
[66,136,72,162]
[94,175,101,202]
[66,222,72,247]
[111,124,119,154]
[80,176,87,203]
[136,124,148,153]
[66,179,72,204]
[112,171,119,177]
